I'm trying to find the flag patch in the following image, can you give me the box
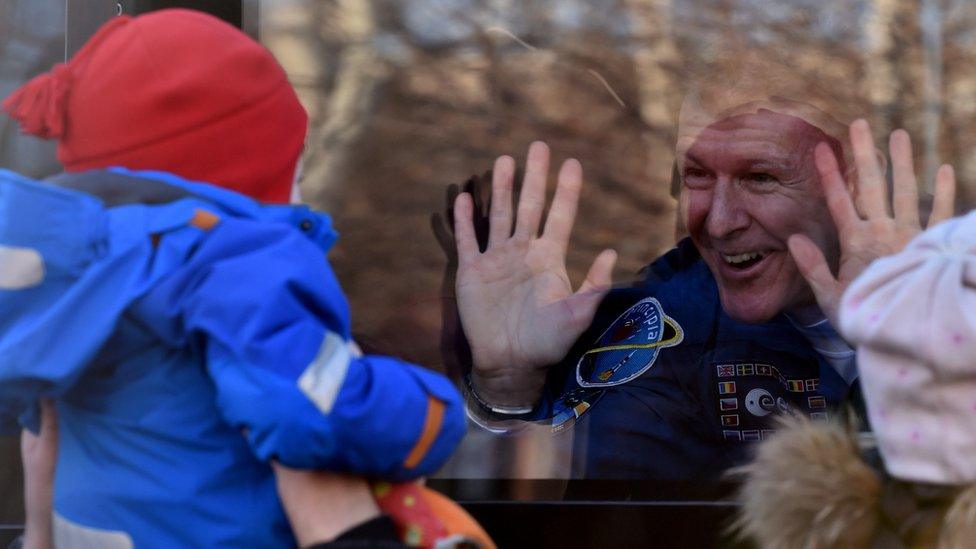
[723,430,741,441]
[721,414,740,427]
[742,430,762,441]
[736,363,755,376]
[718,381,737,395]
[807,396,826,409]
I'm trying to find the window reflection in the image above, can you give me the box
[260,0,974,492]
[2,0,974,515]
[0,0,63,177]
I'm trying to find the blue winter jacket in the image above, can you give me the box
[0,168,465,548]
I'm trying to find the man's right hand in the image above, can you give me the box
[453,141,616,409]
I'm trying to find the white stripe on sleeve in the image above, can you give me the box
[0,245,44,289]
[297,330,353,414]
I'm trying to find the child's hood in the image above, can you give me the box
[0,168,337,432]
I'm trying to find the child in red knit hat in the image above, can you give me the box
[3,9,491,549]
[4,9,306,203]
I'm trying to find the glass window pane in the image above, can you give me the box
[0,0,65,177]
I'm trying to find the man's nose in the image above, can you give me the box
[706,178,751,239]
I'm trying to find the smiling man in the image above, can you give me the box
[679,108,844,324]
[450,80,954,478]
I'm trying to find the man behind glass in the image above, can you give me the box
[452,60,956,479]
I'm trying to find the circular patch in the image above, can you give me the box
[576,297,683,387]
[744,388,774,417]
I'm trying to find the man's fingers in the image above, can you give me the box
[889,129,920,227]
[542,158,583,252]
[514,141,550,240]
[577,249,617,295]
[849,119,888,219]
[787,234,839,316]
[488,156,516,247]
[929,163,957,226]
[814,142,859,232]
[453,193,480,265]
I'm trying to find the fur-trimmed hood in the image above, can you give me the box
[733,417,976,548]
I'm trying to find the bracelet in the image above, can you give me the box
[464,372,534,417]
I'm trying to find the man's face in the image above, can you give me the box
[678,109,843,323]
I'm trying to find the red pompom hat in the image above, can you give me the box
[2,9,308,203]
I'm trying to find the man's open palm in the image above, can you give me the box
[789,120,956,329]
[454,142,616,408]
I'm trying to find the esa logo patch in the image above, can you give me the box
[576,297,683,387]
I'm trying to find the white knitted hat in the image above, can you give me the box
[840,211,976,485]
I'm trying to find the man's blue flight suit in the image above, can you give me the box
[484,239,852,479]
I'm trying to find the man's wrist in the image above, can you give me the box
[466,373,535,416]
[466,370,546,417]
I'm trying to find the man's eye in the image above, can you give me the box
[683,168,712,188]
[744,173,779,185]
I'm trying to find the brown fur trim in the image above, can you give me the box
[939,483,976,548]
[730,416,881,548]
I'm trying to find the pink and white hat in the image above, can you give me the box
[840,211,976,485]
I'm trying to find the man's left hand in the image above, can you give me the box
[788,119,956,328]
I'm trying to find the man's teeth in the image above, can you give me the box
[722,251,765,265]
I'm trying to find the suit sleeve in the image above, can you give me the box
[154,214,465,479]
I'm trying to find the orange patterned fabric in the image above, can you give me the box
[372,482,495,549]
